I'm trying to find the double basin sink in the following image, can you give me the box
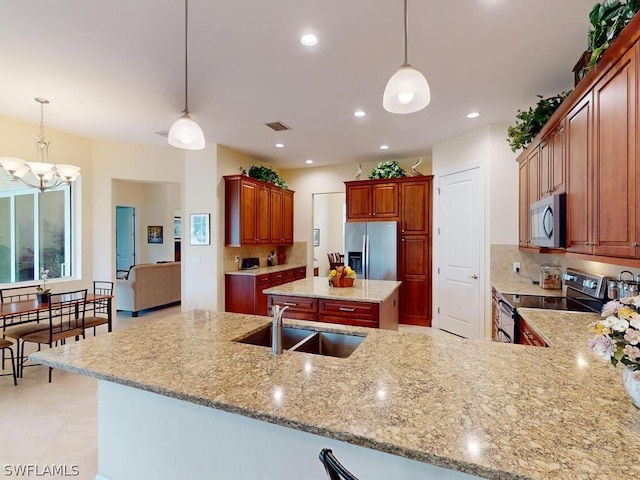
[236,325,365,358]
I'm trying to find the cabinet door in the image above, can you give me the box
[240,181,258,244]
[566,93,593,254]
[256,185,271,244]
[346,184,373,220]
[539,139,551,198]
[282,190,294,244]
[401,179,431,235]
[400,235,431,326]
[518,159,529,247]
[527,147,540,204]
[256,274,272,316]
[270,187,283,243]
[371,183,400,219]
[593,46,637,258]
[491,289,499,341]
[550,121,566,195]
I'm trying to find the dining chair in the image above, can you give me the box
[84,281,114,335]
[318,449,360,480]
[1,285,48,372]
[19,289,87,382]
[0,338,17,385]
[327,252,345,271]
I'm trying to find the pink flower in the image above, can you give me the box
[587,335,616,359]
[623,345,640,361]
[602,300,623,317]
[624,328,640,346]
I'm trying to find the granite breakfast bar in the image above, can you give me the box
[31,308,640,480]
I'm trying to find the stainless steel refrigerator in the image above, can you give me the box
[344,221,398,280]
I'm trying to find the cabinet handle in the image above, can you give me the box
[339,307,356,312]
[402,238,405,242]
[284,302,297,306]
[633,242,638,247]
[372,212,376,216]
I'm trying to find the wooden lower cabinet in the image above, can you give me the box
[225,266,306,316]
[491,289,499,341]
[318,299,379,328]
[518,317,548,347]
[267,295,317,321]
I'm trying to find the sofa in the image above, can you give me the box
[116,262,181,316]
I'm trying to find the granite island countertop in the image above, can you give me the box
[225,262,306,276]
[263,277,401,303]
[31,310,640,479]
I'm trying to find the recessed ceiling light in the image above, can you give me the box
[354,110,366,118]
[466,112,480,119]
[275,143,284,148]
[379,145,389,150]
[305,159,314,164]
[300,34,318,47]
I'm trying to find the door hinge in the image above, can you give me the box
[437,307,440,314]
[437,267,440,274]
[436,188,440,194]
[437,227,440,234]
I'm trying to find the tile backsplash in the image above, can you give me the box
[223,242,307,272]
[491,244,640,285]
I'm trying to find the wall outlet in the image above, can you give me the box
[234,255,240,263]
[513,262,521,272]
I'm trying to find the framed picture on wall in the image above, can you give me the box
[147,226,164,244]
[190,213,210,245]
[313,228,320,247]
[174,217,182,240]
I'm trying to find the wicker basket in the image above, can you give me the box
[331,276,354,288]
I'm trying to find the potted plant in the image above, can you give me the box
[240,165,288,189]
[586,0,640,70]
[506,91,571,152]
[36,267,51,304]
[368,160,406,179]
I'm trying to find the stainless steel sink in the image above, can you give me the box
[235,325,364,358]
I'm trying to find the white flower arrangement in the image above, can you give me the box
[588,295,640,378]
[37,267,51,293]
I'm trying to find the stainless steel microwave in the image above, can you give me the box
[530,193,565,248]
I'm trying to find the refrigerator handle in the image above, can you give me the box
[361,234,367,279]
[365,234,370,279]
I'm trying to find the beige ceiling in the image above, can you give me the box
[0,0,596,168]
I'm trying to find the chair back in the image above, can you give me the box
[327,252,345,271]
[318,449,359,480]
[0,285,42,327]
[45,289,88,343]
[92,281,114,315]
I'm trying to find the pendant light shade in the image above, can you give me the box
[168,112,205,150]
[169,0,205,150]
[383,0,430,114]
[383,65,430,114]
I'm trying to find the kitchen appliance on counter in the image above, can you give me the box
[344,221,398,280]
[530,193,566,248]
[240,257,260,270]
[496,268,610,344]
[616,270,639,299]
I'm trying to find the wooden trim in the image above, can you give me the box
[518,246,565,255]
[566,252,640,268]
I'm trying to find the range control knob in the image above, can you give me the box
[564,274,577,282]
[582,279,597,289]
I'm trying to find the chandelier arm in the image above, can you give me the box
[403,0,408,66]
[184,0,189,113]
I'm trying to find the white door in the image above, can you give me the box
[116,206,136,271]
[436,167,483,339]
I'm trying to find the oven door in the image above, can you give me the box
[497,299,515,343]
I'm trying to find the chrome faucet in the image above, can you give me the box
[271,305,289,355]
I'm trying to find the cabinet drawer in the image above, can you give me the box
[271,272,286,286]
[319,300,379,320]
[292,266,306,279]
[256,274,272,286]
[268,295,317,313]
[319,315,378,328]
[518,319,547,347]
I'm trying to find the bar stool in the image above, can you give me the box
[0,339,17,385]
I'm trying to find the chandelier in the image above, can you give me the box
[0,97,81,193]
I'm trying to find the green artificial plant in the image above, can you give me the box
[506,91,571,152]
[368,160,406,180]
[241,165,288,189]
[587,0,640,69]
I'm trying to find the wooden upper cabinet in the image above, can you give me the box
[527,147,540,204]
[540,121,566,198]
[401,179,431,235]
[345,180,399,221]
[592,44,638,258]
[518,158,529,247]
[565,93,593,254]
[224,175,294,246]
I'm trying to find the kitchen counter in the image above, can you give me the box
[31,308,640,479]
[263,277,401,303]
[225,262,306,276]
[490,280,564,296]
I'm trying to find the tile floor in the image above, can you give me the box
[0,308,446,480]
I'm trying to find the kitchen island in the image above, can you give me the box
[31,309,640,480]
[264,277,401,329]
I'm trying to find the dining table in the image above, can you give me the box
[0,293,114,332]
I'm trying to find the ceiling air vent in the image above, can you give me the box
[265,121,291,132]
[155,130,169,138]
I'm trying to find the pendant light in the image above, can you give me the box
[168,0,205,150]
[383,0,430,114]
